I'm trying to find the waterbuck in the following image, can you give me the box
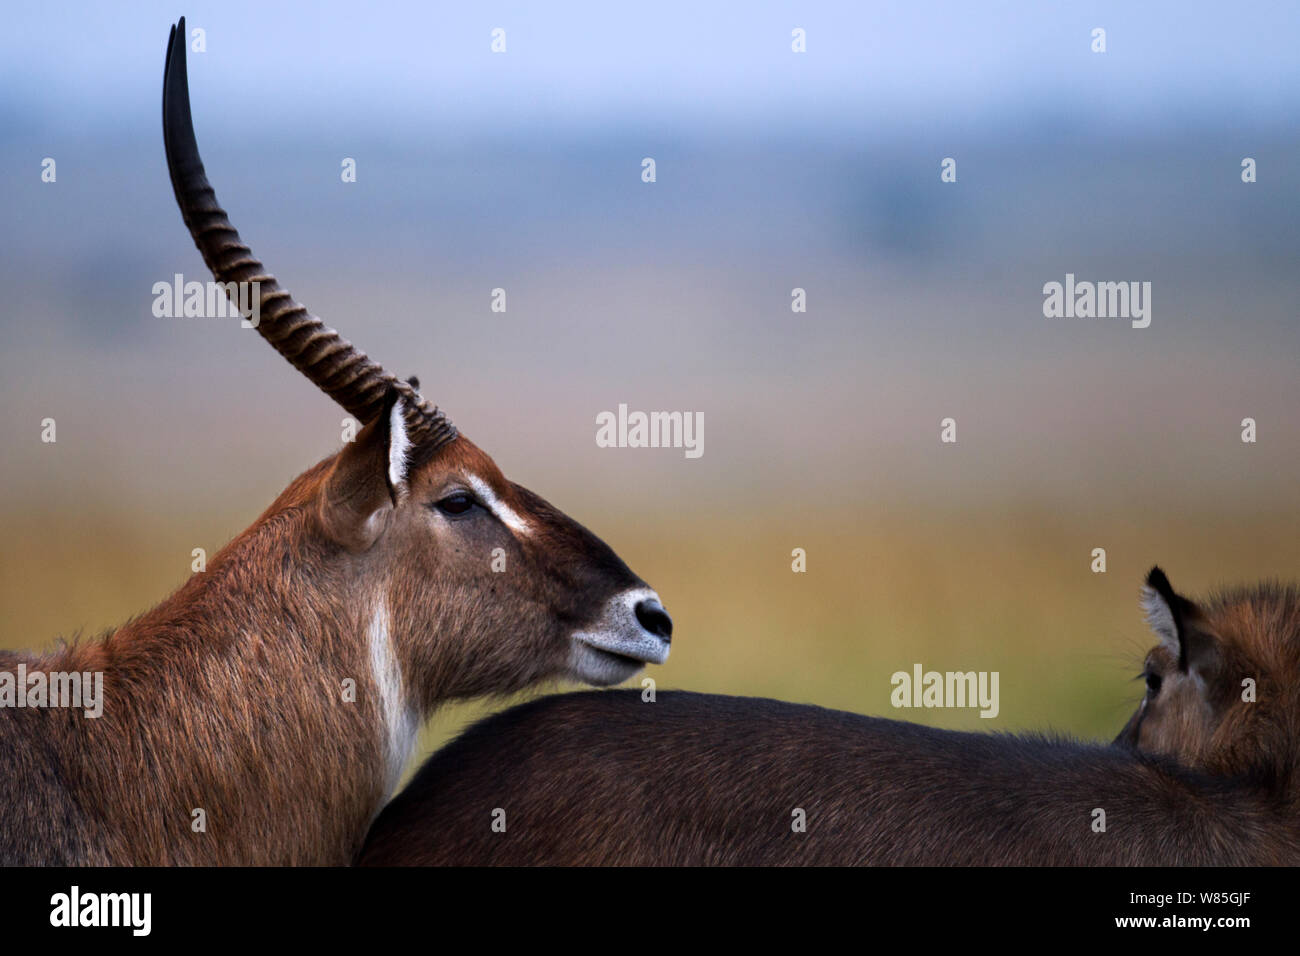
[0,19,672,865]
[358,568,1300,865]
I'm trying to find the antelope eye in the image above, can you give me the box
[1145,672,1163,696]
[432,492,476,517]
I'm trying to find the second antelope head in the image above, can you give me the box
[162,22,672,705]
[1117,566,1300,793]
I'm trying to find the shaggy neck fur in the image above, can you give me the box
[0,490,403,865]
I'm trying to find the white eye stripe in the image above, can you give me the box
[466,475,531,536]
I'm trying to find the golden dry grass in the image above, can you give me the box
[7,499,1295,784]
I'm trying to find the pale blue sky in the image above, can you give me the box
[2,1,1297,135]
[1,0,1298,530]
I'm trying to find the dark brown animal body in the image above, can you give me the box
[359,571,1300,865]
[358,690,1299,866]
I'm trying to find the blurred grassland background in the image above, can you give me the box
[2,1,1299,767]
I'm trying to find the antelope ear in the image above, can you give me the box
[384,387,413,496]
[1142,566,1217,675]
[319,389,410,551]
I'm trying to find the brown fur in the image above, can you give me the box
[0,18,665,865]
[359,572,1300,866]
[1115,580,1300,787]
[0,414,650,864]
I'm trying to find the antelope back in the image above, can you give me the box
[358,568,1300,866]
[357,689,1300,866]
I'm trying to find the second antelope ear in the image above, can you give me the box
[1142,566,1217,675]
[319,389,410,551]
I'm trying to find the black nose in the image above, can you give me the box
[635,599,673,643]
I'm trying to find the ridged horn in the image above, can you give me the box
[161,17,456,451]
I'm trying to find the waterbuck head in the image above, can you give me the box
[1115,566,1300,792]
[161,20,672,703]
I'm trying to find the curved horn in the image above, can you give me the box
[161,17,456,450]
